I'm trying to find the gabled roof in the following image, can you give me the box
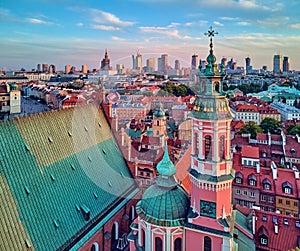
[241,145,259,159]
[0,105,137,250]
[255,210,300,251]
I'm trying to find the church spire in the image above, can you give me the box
[156,143,176,177]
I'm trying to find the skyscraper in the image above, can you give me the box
[283,56,290,72]
[273,54,283,73]
[146,58,155,72]
[49,64,56,74]
[175,59,180,70]
[191,54,199,69]
[132,52,142,71]
[65,65,71,74]
[245,56,252,74]
[157,54,168,73]
[82,64,88,74]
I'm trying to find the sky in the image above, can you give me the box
[1,0,300,71]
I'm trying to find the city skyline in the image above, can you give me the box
[1,0,300,71]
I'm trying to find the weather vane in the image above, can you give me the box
[204,26,218,44]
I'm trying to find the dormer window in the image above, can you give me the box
[248,174,257,186]
[258,226,268,247]
[262,178,271,190]
[235,172,243,184]
[282,182,293,194]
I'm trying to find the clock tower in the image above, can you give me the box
[185,27,235,251]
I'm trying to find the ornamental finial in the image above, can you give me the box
[204,26,218,49]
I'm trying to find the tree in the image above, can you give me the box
[287,124,300,135]
[239,121,263,139]
[260,118,282,134]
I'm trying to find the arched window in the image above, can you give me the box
[157,120,159,126]
[174,238,182,251]
[219,135,225,160]
[111,222,119,250]
[155,237,163,251]
[91,243,99,251]
[194,133,199,156]
[235,172,243,184]
[205,135,212,159]
[204,236,212,251]
[129,206,135,225]
[141,228,145,247]
[262,178,271,190]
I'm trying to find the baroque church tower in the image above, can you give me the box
[186,26,235,250]
[128,27,235,251]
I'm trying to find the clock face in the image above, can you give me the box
[200,200,216,218]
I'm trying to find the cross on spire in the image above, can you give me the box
[204,26,218,45]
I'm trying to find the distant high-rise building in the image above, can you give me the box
[116,64,124,74]
[191,54,198,69]
[49,64,56,74]
[283,56,290,72]
[245,57,251,74]
[146,58,155,72]
[132,52,142,71]
[37,64,43,73]
[70,66,76,73]
[100,49,111,70]
[65,65,71,74]
[42,64,48,73]
[175,59,180,70]
[273,54,283,73]
[82,64,88,74]
[157,54,168,73]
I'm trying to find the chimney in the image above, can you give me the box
[268,131,271,146]
[296,134,300,143]
[293,166,299,180]
[127,141,131,161]
[274,223,278,234]
[271,161,277,180]
[256,163,260,174]
[121,128,125,146]
[252,212,256,235]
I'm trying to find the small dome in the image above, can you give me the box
[154,102,165,118]
[136,144,190,227]
[136,182,190,227]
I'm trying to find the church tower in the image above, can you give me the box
[152,102,167,137]
[185,27,235,251]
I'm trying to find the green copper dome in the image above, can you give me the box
[156,143,176,176]
[136,145,190,227]
[153,102,165,118]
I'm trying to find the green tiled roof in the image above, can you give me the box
[0,105,137,251]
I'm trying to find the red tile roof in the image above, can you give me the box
[255,210,300,251]
[236,104,259,112]
[241,145,259,159]
[175,145,192,193]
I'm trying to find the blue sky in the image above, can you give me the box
[1,0,300,71]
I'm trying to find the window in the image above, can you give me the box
[174,238,182,251]
[250,192,255,198]
[286,200,290,206]
[204,236,212,251]
[243,190,248,196]
[155,237,162,251]
[262,215,267,222]
[236,189,241,195]
[263,179,271,190]
[268,197,274,203]
[282,182,293,194]
[249,179,256,186]
[194,133,199,156]
[294,202,298,207]
[278,199,283,204]
[284,187,292,194]
[261,195,266,201]
[235,177,242,184]
[91,243,99,251]
[205,136,212,159]
[219,135,225,160]
[261,237,268,246]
